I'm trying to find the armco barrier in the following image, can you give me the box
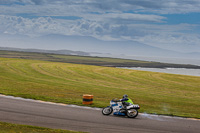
[82,94,93,105]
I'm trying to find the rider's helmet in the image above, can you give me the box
[123,94,128,99]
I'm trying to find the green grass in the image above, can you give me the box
[1,50,200,68]
[0,121,83,133]
[0,57,200,118]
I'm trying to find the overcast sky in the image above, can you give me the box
[0,0,200,53]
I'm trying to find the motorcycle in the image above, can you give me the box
[102,99,140,118]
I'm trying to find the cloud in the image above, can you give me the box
[87,13,166,23]
[1,0,200,16]
[1,15,199,46]
[130,24,200,52]
[30,0,46,5]
[0,15,70,36]
[0,0,200,53]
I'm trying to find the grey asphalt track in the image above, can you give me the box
[0,95,200,133]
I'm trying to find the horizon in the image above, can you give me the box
[1,46,200,66]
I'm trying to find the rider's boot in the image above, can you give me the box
[120,105,127,113]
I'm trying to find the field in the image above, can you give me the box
[0,121,82,133]
[0,50,200,68]
[0,57,200,118]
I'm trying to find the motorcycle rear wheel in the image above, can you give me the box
[102,107,113,115]
[127,109,138,118]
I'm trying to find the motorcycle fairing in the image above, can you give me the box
[114,112,126,116]
[127,104,140,109]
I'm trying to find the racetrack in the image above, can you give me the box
[0,95,199,133]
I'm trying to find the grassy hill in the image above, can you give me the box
[0,57,200,118]
[0,50,200,68]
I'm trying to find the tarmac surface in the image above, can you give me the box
[0,94,200,133]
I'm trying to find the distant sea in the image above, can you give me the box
[119,67,200,77]
[92,54,200,66]
[118,56,200,77]
[123,56,200,66]
[93,54,200,76]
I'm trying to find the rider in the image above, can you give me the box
[120,94,134,109]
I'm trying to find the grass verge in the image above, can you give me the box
[0,121,83,133]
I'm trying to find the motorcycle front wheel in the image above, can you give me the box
[102,107,113,115]
[126,109,138,118]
